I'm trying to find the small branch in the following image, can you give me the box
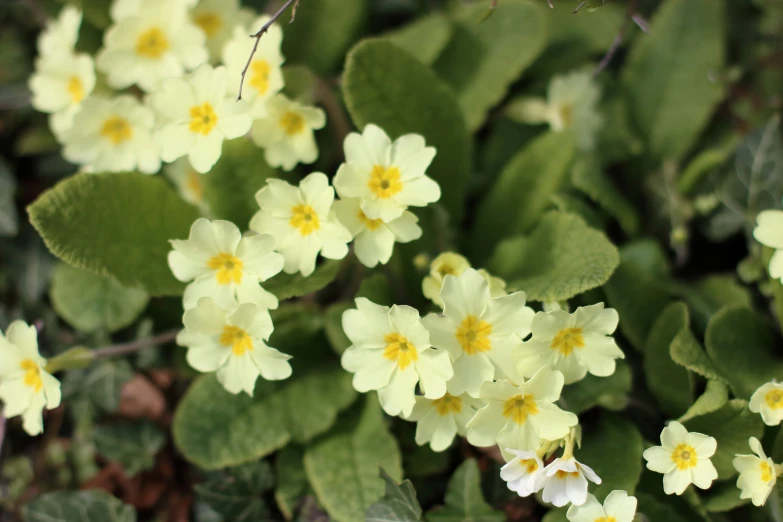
[573,1,585,13]
[238,0,300,101]
[593,0,644,76]
[92,329,180,360]
[547,0,554,8]
[631,13,650,33]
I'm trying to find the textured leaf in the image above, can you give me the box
[669,325,727,384]
[343,39,471,220]
[366,468,423,522]
[701,480,750,512]
[275,445,309,520]
[635,493,691,522]
[28,172,200,296]
[23,490,136,522]
[571,157,640,235]
[384,14,452,66]
[561,360,632,414]
[304,398,403,522]
[0,159,18,237]
[84,360,134,413]
[678,380,729,423]
[3,226,56,305]
[356,273,394,306]
[263,259,342,300]
[488,211,619,302]
[50,263,148,333]
[621,0,725,161]
[426,459,504,522]
[93,420,166,475]
[195,460,274,522]
[676,274,753,333]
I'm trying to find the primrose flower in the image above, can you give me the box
[250,94,325,171]
[37,5,81,56]
[333,124,440,222]
[168,218,283,310]
[422,252,506,308]
[249,173,351,276]
[566,491,637,522]
[733,437,780,507]
[750,381,783,426]
[340,298,453,417]
[178,298,292,395]
[61,95,161,174]
[466,368,578,458]
[97,0,207,92]
[643,421,718,495]
[753,210,783,283]
[0,321,61,436]
[422,268,534,397]
[111,0,198,21]
[542,456,602,507]
[515,303,624,385]
[500,449,546,497]
[406,393,482,452]
[191,0,246,63]
[333,197,422,268]
[149,64,252,173]
[164,158,210,214]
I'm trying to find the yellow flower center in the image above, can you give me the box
[207,252,243,285]
[21,359,43,392]
[100,116,133,145]
[519,458,539,473]
[432,393,462,415]
[671,443,698,470]
[438,264,458,276]
[357,209,383,231]
[595,518,617,522]
[189,102,219,136]
[368,165,403,199]
[551,327,584,356]
[383,333,418,370]
[290,204,320,236]
[279,110,306,136]
[554,470,580,479]
[765,389,783,409]
[186,170,204,202]
[558,104,574,128]
[135,27,169,58]
[219,325,253,356]
[249,59,271,95]
[193,12,222,37]
[760,461,774,482]
[455,315,492,355]
[67,76,84,104]
[502,394,538,425]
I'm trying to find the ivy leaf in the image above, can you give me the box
[92,420,166,475]
[275,445,309,520]
[678,380,729,423]
[195,460,275,522]
[28,172,200,296]
[488,211,619,302]
[366,468,423,522]
[571,157,640,236]
[384,14,453,66]
[304,398,403,522]
[23,490,136,522]
[426,459,504,522]
[0,158,18,236]
[342,39,471,221]
[561,360,632,414]
[263,260,342,300]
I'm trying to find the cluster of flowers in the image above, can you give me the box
[29,0,324,178]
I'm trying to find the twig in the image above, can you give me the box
[593,0,644,76]
[573,1,586,13]
[238,0,300,101]
[631,13,650,33]
[92,329,180,360]
[547,0,554,8]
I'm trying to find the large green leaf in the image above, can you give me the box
[0,159,18,237]
[488,211,619,302]
[701,480,750,512]
[473,131,575,257]
[678,380,729,423]
[275,445,309,520]
[263,259,343,300]
[571,157,640,236]
[433,0,547,130]
[669,323,727,384]
[366,468,423,522]
[173,366,357,470]
[621,0,725,162]
[676,274,753,333]
[92,420,166,475]
[23,490,136,522]
[426,459,504,522]
[342,39,471,221]
[49,263,148,333]
[635,493,690,522]
[384,14,452,66]
[28,172,200,296]
[195,460,275,522]
[561,360,632,414]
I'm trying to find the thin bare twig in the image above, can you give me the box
[573,1,586,13]
[631,13,650,33]
[238,0,300,101]
[593,0,644,76]
[92,329,180,360]
[547,0,554,8]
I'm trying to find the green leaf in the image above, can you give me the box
[432,0,547,130]
[342,39,471,221]
[304,398,402,522]
[3,226,56,305]
[275,445,309,520]
[571,157,640,235]
[705,305,783,399]
[263,259,342,300]
[561,360,632,414]
[488,211,619,302]
[82,359,134,413]
[675,275,753,334]
[635,493,691,522]
[545,2,625,53]
[195,460,274,522]
[426,459,504,522]
[678,380,729,423]
[669,324,727,384]
[621,0,725,162]
[701,480,750,512]
[578,414,644,502]
[28,172,200,296]
[0,159,18,237]
[549,192,606,231]
[324,302,352,356]
[643,303,693,418]
[677,139,738,195]
[54,0,112,28]
[23,490,136,522]
[49,263,148,333]
[540,510,568,522]
[366,468,423,522]
[173,366,356,469]
[356,272,394,306]
[473,131,576,256]
[92,420,166,475]
[282,65,318,104]
[384,14,453,66]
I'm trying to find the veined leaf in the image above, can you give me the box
[23,490,136,522]
[366,468,423,522]
[426,459,503,522]
[92,420,166,475]
[263,259,343,300]
[384,14,452,66]
[195,460,275,522]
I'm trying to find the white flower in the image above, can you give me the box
[223,15,284,118]
[333,124,441,222]
[191,0,245,63]
[753,210,783,282]
[150,64,252,173]
[250,94,325,171]
[566,491,637,522]
[500,449,546,497]
[733,437,780,507]
[749,381,783,426]
[333,197,421,268]
[111,0,198,22]
[422,268,533,398]
[340,298,453,417]
[542,457,602,507]
[178,298,292,395]
[422,252,506,308]
[643,421,718,495]
[61,95,161,174]
[249,173,351,276]
[406,393,481,452]
[164,157,210,214]
[515,303,624,385]
[0,321,61,436]
[168,218,283,310]
[37,5,81,56]
[466,369,578,457]
[97,0,207,92]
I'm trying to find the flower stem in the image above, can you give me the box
[92,329,180,360]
